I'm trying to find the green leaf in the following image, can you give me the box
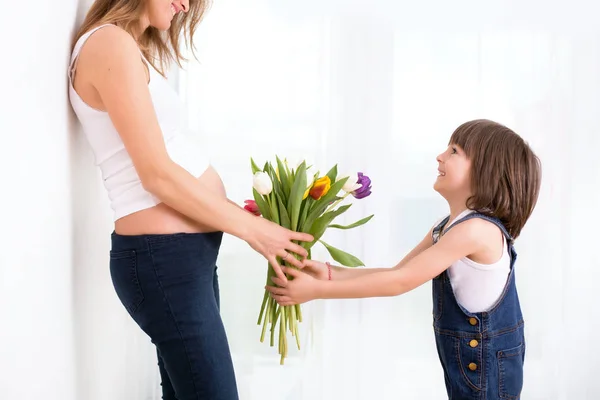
[284,159,292,176]
[270,192,280,225]
[276,156,291,199]
[314,176,347,210]
[288,162,307,231]
[298,197,313,234]
[277,195,291,229]
[319,240,365,267]
[253,189,271,220]
[308,205,351,244]
[264,162,275,183]
[329,214,374,230]
[325,164,338,183]
[303,176,348,233]
[265,163,286,205]
[251,158,261,174]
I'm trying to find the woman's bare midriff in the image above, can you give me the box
[114,166,227,236]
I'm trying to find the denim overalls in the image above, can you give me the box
[432,212,525,400]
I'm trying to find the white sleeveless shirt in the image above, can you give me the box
[68,24,209,221]
[438,209,511,313]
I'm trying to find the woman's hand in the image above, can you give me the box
[266,266,324,306]
[245,218,314,282]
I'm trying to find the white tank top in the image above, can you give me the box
[439,209,511,313]
[68,24,209,221]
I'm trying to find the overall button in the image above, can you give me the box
[468,362,477,371]
[469,339,479,348]
[469,317,478,326]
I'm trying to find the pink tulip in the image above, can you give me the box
[243,200,261,216]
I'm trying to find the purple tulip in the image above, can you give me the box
[352,172,372,199]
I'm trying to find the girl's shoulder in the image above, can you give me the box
[437,211,506,245]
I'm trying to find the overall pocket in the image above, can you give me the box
[109,249,145,315]
[435,333,482,399]
[455,336,483,393]
[498,342,525,399]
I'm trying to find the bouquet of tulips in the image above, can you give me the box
[244,156,373,364]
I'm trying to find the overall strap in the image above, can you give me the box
[432,216,450,243]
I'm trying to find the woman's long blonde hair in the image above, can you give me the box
[73,0,211,76]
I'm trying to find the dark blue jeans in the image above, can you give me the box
[109,231,239,400]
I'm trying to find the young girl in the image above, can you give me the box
[68,1,312,399]
[267,119,541,400]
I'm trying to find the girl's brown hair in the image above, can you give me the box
[450,119,542,239]
[73,0,211,76]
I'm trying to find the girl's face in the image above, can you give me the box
[434,143,472,202]
[144,0,189,31]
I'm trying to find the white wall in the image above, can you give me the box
[0,0,79,398]
[1,1,159,399]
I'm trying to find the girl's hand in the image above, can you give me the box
[299,259,330,281]
[246,218,314,282]
[266,266,323,305]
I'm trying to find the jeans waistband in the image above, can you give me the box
[110,231,223,252]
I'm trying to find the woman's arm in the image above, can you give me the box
[268,219,486,304]
[82,27,312,278]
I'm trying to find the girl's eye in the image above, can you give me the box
[451,147,458,154]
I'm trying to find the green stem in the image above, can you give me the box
[265,194,272,209]
[295,320,301,350]
[280,308,287,365]
[290,305,296,334]
[257,290,269,325]
[279,306,285,354]
[325,192,351,214]
[260,296,270,342]
[270,306,280,347]
[295,304,303,323]
[271,294,277,324]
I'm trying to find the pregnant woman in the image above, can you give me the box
[68,0,313,399]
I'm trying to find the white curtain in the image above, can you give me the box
[166,1,600,399]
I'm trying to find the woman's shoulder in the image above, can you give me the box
[76,24,141,66]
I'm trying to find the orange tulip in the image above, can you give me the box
[309,176,331,200]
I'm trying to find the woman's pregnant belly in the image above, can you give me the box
[114,166,227,235]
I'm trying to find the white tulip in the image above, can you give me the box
[338,173,362,193]
[253,172,273,195]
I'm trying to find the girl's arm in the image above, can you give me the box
[82,27,312,279]
[268,218,486,304]
[328,226,434,280]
